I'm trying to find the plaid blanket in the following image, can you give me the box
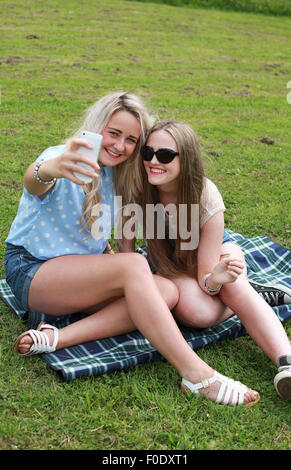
[1,229,290,382]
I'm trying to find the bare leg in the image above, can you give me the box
[172,275,232,328]
[45,275,179,349]
[172,241,291,365]
[17,252,201,377]
[15,252,258,405]
[219,244,291,364]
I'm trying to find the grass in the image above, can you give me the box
[127,0,291,17]
[0,0,290,451]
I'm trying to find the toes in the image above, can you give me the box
[244,389,259,404]
[16,334,33,354]
[19,335,31,345]
[19,335,33,349]
[234,382,259,405]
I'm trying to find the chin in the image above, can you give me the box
[147,173,163,183]
[100,155,123,166]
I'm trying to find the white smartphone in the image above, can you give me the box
[74,130,103,183]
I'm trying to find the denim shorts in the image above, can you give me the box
[5,243,46,311]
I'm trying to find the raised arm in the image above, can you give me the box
[24,138,100,196]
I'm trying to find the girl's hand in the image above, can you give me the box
[210,255,244,286]
[39,138,100,185]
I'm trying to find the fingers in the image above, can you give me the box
[67,138,93,152]
[68,152,100,172]
[225,258,244,279]
[65,161,99,185]
[57,138,101,184]
[217,257,244,277]
[67,137,100,166]
[218,258,243,269]
[220,253,231,259]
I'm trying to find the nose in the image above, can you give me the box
[114,137,125,152]
[150,154,159,164]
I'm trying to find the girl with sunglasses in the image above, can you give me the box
[9,93,260,407]
[137,119,291,401]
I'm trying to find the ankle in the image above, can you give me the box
[181,365,214,384]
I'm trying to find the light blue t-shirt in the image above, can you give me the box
[5,145,116,260]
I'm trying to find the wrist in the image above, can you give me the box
[204,274,222,294]
[34,160,56,185]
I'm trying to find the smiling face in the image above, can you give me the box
[99,110,141,167]
[143,129,181,195]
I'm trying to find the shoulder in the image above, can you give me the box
[200,178,225,227]
[36,144,67,162]
[201,178,223,203]
[202,177,220,192]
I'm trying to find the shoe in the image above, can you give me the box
[249,281,291,306]
[181,370,260,407]
[14,322,59,356]
[274,355,291,399]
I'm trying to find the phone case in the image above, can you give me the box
[74,131,103,183]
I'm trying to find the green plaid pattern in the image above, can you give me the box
[1,229,290,381]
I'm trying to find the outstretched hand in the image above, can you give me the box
[40,138,100,186]
[55,138,100,185]
[211,255,244,285]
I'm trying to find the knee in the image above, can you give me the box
[159,278,179,310]
[174,298,219,329]
[219,277,253,312]
[220,275,247,300]
[123,252,152,279]
[222,243,246,269]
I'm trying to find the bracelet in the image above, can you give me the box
[33,160,56,185]
[204,275,222,293]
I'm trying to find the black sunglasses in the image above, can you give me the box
[141,146,179,164]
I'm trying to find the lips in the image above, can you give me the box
[149,166,166,174]
[105,148,122,159]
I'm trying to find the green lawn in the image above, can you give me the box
[129,0,291,17]
[0,0,290,451]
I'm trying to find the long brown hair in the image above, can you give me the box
[138,119,205,278]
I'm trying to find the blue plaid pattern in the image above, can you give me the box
[1,229,290,381]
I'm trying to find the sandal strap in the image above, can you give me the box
[25,324,58,355]
[182,370,248,406]
[181,374,217,395]
[37,323,59,351]
[214,371,247,405]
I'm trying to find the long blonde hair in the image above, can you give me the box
[138,119,205,278]
[67,92,155,233]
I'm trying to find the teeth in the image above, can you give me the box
[150,168,165,174]
[106,148,120,157]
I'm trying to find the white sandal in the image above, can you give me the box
[274,355,291,399]
[14,322,59,356]
[181,370,260,407]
